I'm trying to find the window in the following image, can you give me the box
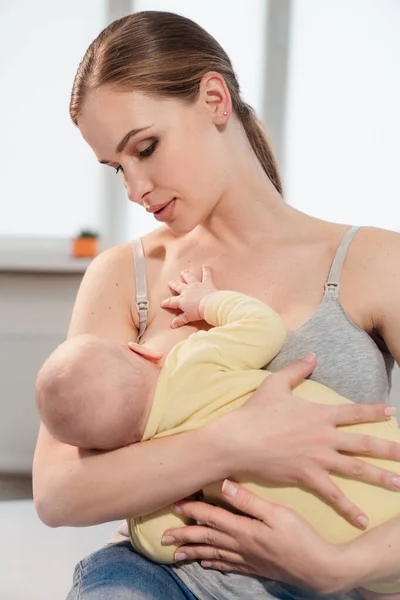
[284,0,400,231]
[0,0,107,238]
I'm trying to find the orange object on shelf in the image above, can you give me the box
[72,236,99,258]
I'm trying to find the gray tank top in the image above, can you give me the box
[131,226,393,600]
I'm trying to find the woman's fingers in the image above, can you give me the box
[163,524,239,552]
[222,477,367,532]
[220,480,278,524]
[331,402,396,426]
[336,429,400,462]
[171,500,246,535]
[271,353,317,390]
[175,545,249,567]
[329,452,400,491]
[294,467,368,528]
[200,560,259,576]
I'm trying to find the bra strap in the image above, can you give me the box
[325,226,360,294]
[131,238,149,342]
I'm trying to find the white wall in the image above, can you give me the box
[284,0,400,231]
[0,270,84,472]
[0,0,106,238]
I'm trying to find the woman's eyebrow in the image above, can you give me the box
[99,124,153,164]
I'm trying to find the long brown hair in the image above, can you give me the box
[70,11,283,195]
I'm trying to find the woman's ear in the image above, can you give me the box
[128,342,163,363]
[199,71,231,124]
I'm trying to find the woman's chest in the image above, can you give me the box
[139,244,335,353]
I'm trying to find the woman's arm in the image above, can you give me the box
[340,516,400,589]
[33,422,234,527]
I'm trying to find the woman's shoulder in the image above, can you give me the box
[348,225,400,276]
[83,242,136,285]
[86,225,172,273]
[345,226,400,340]
[358,224,400,292]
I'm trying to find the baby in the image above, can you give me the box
[36,266,400,597]
[36,332,162,451]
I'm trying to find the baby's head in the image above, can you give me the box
[36,334,160,450]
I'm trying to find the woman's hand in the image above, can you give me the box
[162,481,357,595]
[161,265,217,328]
[205,354,400,528]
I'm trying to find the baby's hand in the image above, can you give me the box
[161,266,218,328]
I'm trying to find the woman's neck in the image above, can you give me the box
[194,159,301,250]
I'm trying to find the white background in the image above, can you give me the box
[284,0,400,231]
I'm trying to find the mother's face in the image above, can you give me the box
[77,83,231,235]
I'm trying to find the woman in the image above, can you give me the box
[33,11,400,600]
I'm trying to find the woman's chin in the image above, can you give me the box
[166,218,198,236]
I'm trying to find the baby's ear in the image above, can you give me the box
[128,342,163,363]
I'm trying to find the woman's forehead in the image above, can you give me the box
[77,88,189,155]
[78,90,154,156]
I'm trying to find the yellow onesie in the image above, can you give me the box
[128,291,400,594]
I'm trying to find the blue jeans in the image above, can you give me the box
[66,541,362,600]
[66,541,198,599]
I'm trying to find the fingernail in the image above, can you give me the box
[161,535,175,545]
[172,503,183,514]
[202,561,212,568]
[385,406,397,416]
[303,352,316,363]
[175,552,187,561]
[222,479,238,498]
[357,515,369,529]
[392,477,400,489]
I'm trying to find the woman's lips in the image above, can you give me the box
[153,198,176,222]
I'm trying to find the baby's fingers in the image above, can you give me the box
[168,280,186,294]
[161,296,181,310]
[171,313,190,328]
[180,270,200,284]
[202,265,213,283]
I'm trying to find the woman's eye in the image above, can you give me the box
[138,140,158,159]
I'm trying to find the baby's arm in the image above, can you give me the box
[162,266,287,370]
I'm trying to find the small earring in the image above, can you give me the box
[223,111,228,116]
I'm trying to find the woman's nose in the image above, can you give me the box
[123,172,154,206]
